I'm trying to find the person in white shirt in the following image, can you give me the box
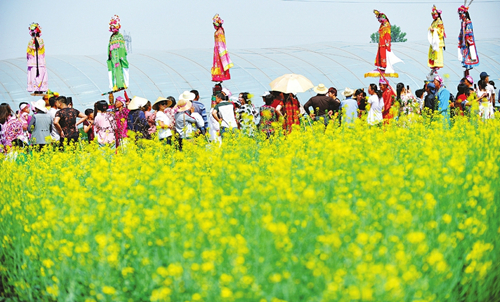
[480,72,496,108]
[190,106,205,136]
[477,79,494,119]
[212,93,238,138]
[367,83,384,126]
[47,96,61,141]
[152,97,174,145]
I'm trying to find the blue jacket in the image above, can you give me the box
[436,87,450,117]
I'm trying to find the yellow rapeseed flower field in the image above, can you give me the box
[1,116,499,301]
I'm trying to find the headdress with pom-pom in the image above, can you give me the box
[373,10,389,23]
[29,23,41,37]
[109,15,121,33]
[458,5,469,14]
[213,14,223,27]
[458,0,474,14]
[431,5,442,16]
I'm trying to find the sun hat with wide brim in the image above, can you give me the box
[31,99,48,113]
[128,96,148,110]
[152,97,173,110]
[177,91,195,112]
[313,83,329,94]
[342,87,355,97]
[176,99,193,112]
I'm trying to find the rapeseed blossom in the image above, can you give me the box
[0,116,499,301]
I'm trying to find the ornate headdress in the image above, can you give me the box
[109,15,121,33]
[373,10,389,23]
[458,5,469,14]
[458,0,473,14]
[431,5,442,16]
[29,23,41,37]
[213,14,223,27]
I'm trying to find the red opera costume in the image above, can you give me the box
[211,14,233,82]
[376,20,391,70]
[364,10,402,78]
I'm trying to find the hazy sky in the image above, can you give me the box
[1,0,499,61]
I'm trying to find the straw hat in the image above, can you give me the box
[177,91,194,112]
[313,84,328,94]
[342,87,355,97]
[128,96,148,110]
[152,97,172,111]
[31,99,48,113]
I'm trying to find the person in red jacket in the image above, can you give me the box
[379,78,396,121]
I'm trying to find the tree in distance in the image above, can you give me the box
[370,24,408,43]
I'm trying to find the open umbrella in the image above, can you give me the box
[270,74,314,94]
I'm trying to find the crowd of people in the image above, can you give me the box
[0,71,497,153]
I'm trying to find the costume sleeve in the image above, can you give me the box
[379,23,392,51]
[384,30,391,52]
[465,22,475,46]
[436,20,445,39]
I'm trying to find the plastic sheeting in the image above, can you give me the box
[1,40,499,110]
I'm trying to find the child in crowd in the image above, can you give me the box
[83,109,94,142]
[93,100,116,147]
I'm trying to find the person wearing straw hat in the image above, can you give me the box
[174,91,198,150]
[303,83,335,126]
[153,97,174,145]
[127,96,150,140]
[28,99,52,150]
[340,88,358,125]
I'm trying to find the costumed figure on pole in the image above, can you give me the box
[365,10,403,78]
[107,15,129,92]
[428,5,446,77]
[27,23,48,94]
[211,14,234,107]
[458,2,479,76]
[211,14,233,82]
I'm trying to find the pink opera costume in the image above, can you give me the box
[107,15,129,91]
[211,14,234,82]
[458,3,479,74]
[428,5,446,76]
[27,23,48,94]
[364,10,402,78]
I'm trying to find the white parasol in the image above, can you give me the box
[269,74,314,94]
